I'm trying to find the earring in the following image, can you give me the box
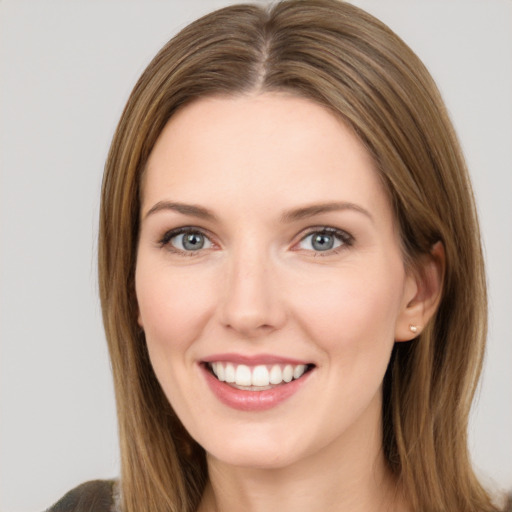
[409,324,419,334]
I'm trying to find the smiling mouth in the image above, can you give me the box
[204,362,315,391]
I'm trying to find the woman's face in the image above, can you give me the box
[136,93,418,470]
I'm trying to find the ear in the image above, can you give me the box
[395,241,445,342]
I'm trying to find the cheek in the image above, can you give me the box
[291,261,405,354]
[135,262,217,352]
[135,262,219,417]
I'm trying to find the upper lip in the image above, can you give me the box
[201,353,312,366]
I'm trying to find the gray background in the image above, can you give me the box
[1,1,511,510]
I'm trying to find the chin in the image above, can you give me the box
[207,446,297,470]
[201,430,304,470]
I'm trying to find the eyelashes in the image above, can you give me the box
[297,227,353,254]
[158,227,214,255]
[158,226,354,257]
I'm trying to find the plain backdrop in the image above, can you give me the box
[1,1,511,510]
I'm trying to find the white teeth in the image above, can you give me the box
[210,362,310,387]
[215,362,226,382]
[235,364,252,386]
[283,365,293,383]
[225,363,236,383]
[269,365,282,385]
[252,365,270,386]
[293,364,306,379]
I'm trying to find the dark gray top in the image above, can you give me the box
[45,480,118,512]
[45,478,512,512]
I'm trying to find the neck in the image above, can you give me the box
[197,396,409,512]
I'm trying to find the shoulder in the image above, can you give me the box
[45,479,118,512]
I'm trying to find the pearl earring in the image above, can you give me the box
[409,324,419,334]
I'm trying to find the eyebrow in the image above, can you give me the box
[143,200,373,223]
[280,202,373,223]
[144,201,217,221]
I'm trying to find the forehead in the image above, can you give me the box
[142,93,390,223]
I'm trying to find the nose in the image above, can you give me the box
[218,246,286,338]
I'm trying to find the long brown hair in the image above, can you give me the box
[98,1,496,511]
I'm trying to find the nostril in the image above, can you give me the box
[224,321,278,339]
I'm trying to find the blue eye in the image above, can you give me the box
[161,229,213,252]
[298,228,351,252]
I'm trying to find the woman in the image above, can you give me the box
[47,0,509,511]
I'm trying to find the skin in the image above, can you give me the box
[135,93,442,512]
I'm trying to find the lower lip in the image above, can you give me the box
[200,365,312,412]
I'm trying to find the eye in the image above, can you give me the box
[297,228,352,253]
[160,228,213,253]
